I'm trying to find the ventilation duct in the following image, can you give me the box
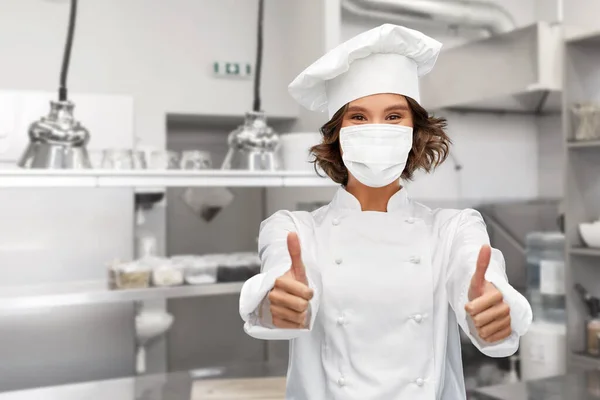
[341,0,516,35]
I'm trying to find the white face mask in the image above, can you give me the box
[339,124,413,188]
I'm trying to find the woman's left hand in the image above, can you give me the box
[464,245,512,343]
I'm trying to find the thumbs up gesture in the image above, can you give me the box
[464,245,512,343]
[267,232,314,329]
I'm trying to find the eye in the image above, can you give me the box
[386,113,403,121]
[349,114,367,121]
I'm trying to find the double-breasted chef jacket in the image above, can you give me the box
[240,187,532,400]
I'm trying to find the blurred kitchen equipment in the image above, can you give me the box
[180,150,212,169]
[525,231,565,323]
[221,0,280,171]
[132,150,147,169]
[19,101,91,169]
[171,255,219,285]
[574,283,600,356]
[540,232,565,323]
[135,309,174,374]
[88,149,104,169]
[179,147,233,221]
[181,186,234,222]
[279,132,321,172]
[101,149,134,169]
[571,102,600,141]
[110,261,152,289]
[575,283,600,318]
[579,220,600,248]
[222,111,281,171]
[503,356,520,384]
[136,234,158,259]
[520,320,566,380]
[149,150,179,169]
[18,0,91,169]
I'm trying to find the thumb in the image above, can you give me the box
[287,232,308,285]
[470,244,491,296]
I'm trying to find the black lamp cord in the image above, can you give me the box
[59,0,78,102]
[252,0,264,112]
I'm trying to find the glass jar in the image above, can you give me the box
[539,232,566,323]
[525,232,545,320]
[180,150,212,170]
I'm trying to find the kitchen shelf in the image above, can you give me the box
[0,281,244,312]
[567,140,600,149]
[564,32,600,372]
[0,170,336,188]
[570,352,600,370]
[565,28,600,46]
[569,247,600,257]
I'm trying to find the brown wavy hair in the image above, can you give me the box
[310,97,450,185]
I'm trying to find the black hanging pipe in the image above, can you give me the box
[252,0,264,112]
[59,0,78,101]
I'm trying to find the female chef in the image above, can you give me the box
[239,24,532,400]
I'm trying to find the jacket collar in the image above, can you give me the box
[331,186,410,212]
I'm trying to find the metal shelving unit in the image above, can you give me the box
[563,31,600,370]
[0,170,335,188]
[0,281,244,313]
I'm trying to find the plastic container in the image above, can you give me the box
[152,264,184,287]
[139,257,183,287]
[571,102,600,141]
[183,256,219,285]
[112,261,152,289]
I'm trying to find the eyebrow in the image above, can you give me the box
[346,104,409,113]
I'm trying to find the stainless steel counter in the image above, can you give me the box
[473,371,600,400]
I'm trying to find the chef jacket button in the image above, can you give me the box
[335,258,343,265]
[337,377,346,387]
[405,217,415,224]
[415,378,424,387]
[337,316,345,326]
[332,218,340,226]
[413,314,423,323]
[410,256,421,264]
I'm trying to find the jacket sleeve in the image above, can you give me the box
[446,209,533,358]
[239,210,322,340]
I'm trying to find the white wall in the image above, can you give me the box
[406,112,539,203]
[0,0,307,149]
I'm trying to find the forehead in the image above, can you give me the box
[348,93,408,110]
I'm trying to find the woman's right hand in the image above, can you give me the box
[268,232,314,329]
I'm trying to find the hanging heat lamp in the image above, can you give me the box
[221,0,281,171]
[19,0,91,169]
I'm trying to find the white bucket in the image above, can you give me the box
[519,320,566,381]
[279,132,322,172]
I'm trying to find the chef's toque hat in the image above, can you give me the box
[288,24,442,119]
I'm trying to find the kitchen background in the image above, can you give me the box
[0,0,599,398]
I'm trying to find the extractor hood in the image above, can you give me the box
[420,22,563,114]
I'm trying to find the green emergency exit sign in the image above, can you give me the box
[213,62,252,78]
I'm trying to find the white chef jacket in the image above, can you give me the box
[239,187,532,400]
